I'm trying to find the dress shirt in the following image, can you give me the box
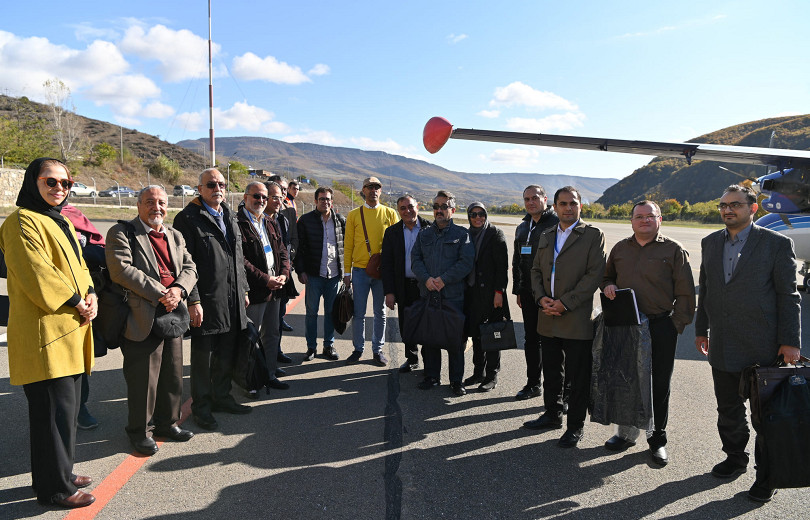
[403,220,421,279]
[551,220,578,297]
[242,208,274,276]
[320,213,339,278]
[723,223,752,283]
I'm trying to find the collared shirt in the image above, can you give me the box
[723,223,753,283]
[603,233,696,333]
[364,202,379,209]
[138,218,165,235]
[403,219,421,278]
[201,199,228,237]
[551,220,578,297]
[242,208,274,275]
[320,213,339,278]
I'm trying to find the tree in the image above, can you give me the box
[90,142,117,166]
[148,154,184,184]
[44,78,81,162]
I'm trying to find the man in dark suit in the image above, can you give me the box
[695,184,802,503]
[106,186,198,455]
[382,195,431,372]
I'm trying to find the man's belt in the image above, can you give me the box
[647,311,673,320]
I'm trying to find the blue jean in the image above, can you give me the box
[305,275,340,350]
[351,266,386,354]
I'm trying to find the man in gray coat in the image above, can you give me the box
[696,184,801,503]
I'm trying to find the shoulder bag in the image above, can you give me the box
[360,207,382,279]
[479,305,517,351]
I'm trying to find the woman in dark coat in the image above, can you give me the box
[463,202,509,391]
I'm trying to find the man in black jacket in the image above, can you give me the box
[173,168,251,431]
[382,195,431,373]
[295,187,346,360]
[512,185,559,400]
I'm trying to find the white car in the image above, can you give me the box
[173,185,196,196]
[69,182,96,197]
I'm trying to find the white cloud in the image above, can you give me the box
[490,81,578,111]
[482,148,541,167]
[142,101,175,119]
[477,109,500,118]
[176,102,290,134]
[505,112,587,133]
[308,64,330,76]
[71,23,120,42]
[282,130,342,146]
[119,24,216,82]
[231,52,310,84]
[447,33,468,44]
[175,111,204,132]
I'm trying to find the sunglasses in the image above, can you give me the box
[251,193,268,201]
[469,211,486,218]
[205,181,228,189]
[39,177,73,190]
[433,204,451,211]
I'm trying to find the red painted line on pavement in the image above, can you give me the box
[66,289,305,519]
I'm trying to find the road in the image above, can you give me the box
[0,214,807,520]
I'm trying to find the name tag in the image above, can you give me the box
[521,246,532,255]
[264,244,273,254]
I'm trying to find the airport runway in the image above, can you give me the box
[0,214,808,519]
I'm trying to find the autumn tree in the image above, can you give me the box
[44,78,81,162]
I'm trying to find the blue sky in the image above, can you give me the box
[2,1,808,179]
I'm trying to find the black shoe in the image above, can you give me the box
[193,414,219,431]
[304,349,316,361]
[747,481,777,503]
[281,320,294,332]
[131,436,159,456]
[373,352,389,366]
[247,390,259,400]
[558,428,583,448]
[604,435,636,452]
[322,346,339,360]
[417,377,440,390]
[711,458,748,478]
[212,401,252,415]
[650,446,668,466]
[523,412,563,430]
[275,368,287,377]
[399,361,419,373]
[267,378,290,390]
[463,374,484,387]
[450,382,467,396]
[153,425,194,442]
[515,384,541,400]
[346,351,362,365]
[478,379,497,392]
[277,352,293,364]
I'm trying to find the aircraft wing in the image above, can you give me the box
[423,117,810,169]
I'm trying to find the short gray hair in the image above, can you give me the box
[198,168,221,186]
[138,185,167,203]
[244,181,266,194]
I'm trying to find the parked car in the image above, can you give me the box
[173,185,196,196]
[98,186,137,198]
[69,182,96,197]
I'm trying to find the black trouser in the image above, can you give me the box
[541,335,592,431]
[121,334,184,440]
[190,330,239,417]
[24,374,82,503]
[646,315,678,447]
[519,291,542,386]
[712,368,753,465]
[423,347,465,383]
[471,336,501,380]
[397,278,422,365]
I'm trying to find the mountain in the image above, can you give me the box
[597,114,810,206]
[177,136,617,206]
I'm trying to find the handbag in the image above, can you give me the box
[740,355,810,429]
[151,301,190,338]
[402,293,465,351]
[232,320,272,394]
[359,207,382,279]
[479,307,517,351]
[332,283,354,335]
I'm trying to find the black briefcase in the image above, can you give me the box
[402,294,465,351]
[479,307,517,352]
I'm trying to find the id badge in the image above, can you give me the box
[264,244,272,254]
[521,246,532,255]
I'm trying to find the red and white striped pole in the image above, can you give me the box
[208,0,215,167]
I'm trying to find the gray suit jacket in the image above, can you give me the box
[695,224,801,372]
[106,218,198,342]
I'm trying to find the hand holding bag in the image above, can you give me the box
[479,305,517,351]
[402,292,465,351]
[332,283,354,335]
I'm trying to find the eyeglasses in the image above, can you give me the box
[717,202,749,211]
[205,181,227,189]
[365,184,382,190]
[632,214,659,221]
[269,196,283,202]
[251,193,268,201]
[39,177,73,190]
[317,197,332,202]
[469,211,486,218]
[433,204,451,211]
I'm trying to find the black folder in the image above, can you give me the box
[600,288,640,327]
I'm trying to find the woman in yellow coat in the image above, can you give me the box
[0,158,97,509]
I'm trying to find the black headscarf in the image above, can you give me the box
[16,157,80,260]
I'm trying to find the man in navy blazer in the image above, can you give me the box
[695,184,802,503]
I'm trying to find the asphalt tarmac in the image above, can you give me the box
[0,214,808,520]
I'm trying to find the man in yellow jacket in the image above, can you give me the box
[343,177,399,366]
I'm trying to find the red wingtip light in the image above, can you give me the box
[423,117,453,154]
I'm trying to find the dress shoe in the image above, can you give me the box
[275,368,287,377]
[322,346,339,360]
[515,384,541,400]
[711,458,747,478]
[193,414,219,431]
[277,352,293,363]
[399,361,419,373]
[154,425,194,442]
[478,379,497,392]
[72,475,92,488]
[650,446,668,466]
[523,413,563,430]
[417,377,440,390]
[131,436,159,456]
[747,481,777,503]
[346,351,362,365]
[281,319,294,332]
[53,490,95,509]
[558,428,583,448]
[450,382,467,396]
[604,435,636,452]
[373,351,389,366]
[77,405,99,430]
[247,390,259,400]
[304,349,316,361]
[212,400,252,415]
[267,378,290,390]
[463,374,484,387]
